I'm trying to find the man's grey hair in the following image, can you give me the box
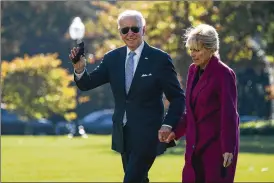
[117,10,146,29]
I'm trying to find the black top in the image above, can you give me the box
[192,66,204,92]
[190,66,204,111]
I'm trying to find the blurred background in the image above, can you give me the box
[1,1,274,182]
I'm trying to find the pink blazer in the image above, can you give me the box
[174,56,239,182]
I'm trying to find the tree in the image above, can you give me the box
[2,1,273,118]
[1,1,99,61]
[84,1,274,78]
[83,1,274,116]
[1,1,103,119]
[1,53,77,121]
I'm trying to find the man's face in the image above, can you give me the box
[118,16,145,51]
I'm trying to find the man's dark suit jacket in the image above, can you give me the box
[75,42,185,156]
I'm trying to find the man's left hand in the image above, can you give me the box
[158,126,172,142]
[223,152,233,167]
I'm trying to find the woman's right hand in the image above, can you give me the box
[69,47,86,73]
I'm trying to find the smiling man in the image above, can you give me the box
[69,10,185,183]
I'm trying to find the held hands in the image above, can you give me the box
[69,47,86,74]
[158,126,176,143]
[158,126,233,167]
[223,152,233,167]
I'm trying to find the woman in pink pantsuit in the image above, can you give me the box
[161,24,239,183]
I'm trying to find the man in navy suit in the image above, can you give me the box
[69,10,185,183]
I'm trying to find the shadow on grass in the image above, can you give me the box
[166,136,274,155]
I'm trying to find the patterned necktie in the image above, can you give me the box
[125,51,136,94]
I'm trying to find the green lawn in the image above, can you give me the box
[1,135,274,182]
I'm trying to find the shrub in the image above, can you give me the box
[1,53,77,121]
[240,120,274,136]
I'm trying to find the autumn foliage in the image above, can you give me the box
[1,53,77,121]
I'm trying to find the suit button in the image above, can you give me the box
[126,100,130,104]
[192,145,195,149]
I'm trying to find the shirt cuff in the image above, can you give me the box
[74,68,85,80]
[162,124,172,129]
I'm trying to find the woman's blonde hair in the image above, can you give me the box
[184,24,219,56]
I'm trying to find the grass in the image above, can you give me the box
[1,135,274,182]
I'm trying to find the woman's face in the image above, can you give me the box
[189,47,213,68]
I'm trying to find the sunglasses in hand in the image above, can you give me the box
[120,26,141,35]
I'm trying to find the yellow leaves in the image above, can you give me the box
[45,94,60,102]
[4,102,17,110]
[1,61,9,79]
[257,25,263,32]
[94,39,124,59]
[34,112,43,120]
[188,16,194,22]
[1,53,77,120]
[64,112,77,121]
[168,34,177,44]
[266,55,274,63]
[169,23,176,30]
[156,22,169,30]
[56,86,77,110]
[1,53,61,79]
[211,14,219,22]
[48,68,73,86]
[224,36,236,44]
[84,19,98,37]
[91,1,113,11]
[62,87,76,98]
[38,97,45,104]
[234,48,253,62]
[78,96,90,104]
[116,1,156,12]
[225,12,236,23]
[189,2,208,17]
